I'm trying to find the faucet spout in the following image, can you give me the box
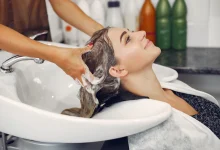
[0,55,44,73]
[0,30,48,73]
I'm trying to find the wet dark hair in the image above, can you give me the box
[80,27,147,117]
[76,27,120,118]
[62,27,146,118]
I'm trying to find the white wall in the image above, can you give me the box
[208,0,220,47]
[46,0,220,48]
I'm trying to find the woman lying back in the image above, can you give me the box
[61,27,220,138]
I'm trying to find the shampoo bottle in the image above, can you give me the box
[106,1,124,28]
[91,0,105,26]
[156,0,171,49]
[61,20,78,45]
[124,0,138,31]
[139,0,156,44]
[77,0,91,46]
[172,0,187,50]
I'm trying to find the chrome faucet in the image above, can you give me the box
[0,30,48,73]
[0,55,44,73]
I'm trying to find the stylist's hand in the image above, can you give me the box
[54,44,93,85]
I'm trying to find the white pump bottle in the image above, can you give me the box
[124,0,138,31]
[91,0,105,27]
[77,0,91,46]
[106,1,124,28]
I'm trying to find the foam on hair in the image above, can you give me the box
[61,27,147,118]
[77,27,121,117]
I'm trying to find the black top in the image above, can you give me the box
[173,91,220,138]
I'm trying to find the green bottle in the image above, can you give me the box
[172,0,187,50]
[156,0,171,50]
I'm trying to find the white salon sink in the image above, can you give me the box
[0,42,173,143]
[15,61,80,113]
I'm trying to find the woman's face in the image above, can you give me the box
[108,28,161,74]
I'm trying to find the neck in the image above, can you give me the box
[121,66,168,101]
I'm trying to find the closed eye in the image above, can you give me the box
[126,35,131,44]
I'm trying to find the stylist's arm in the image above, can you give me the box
[0,24,92,84]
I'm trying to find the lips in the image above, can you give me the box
[144,39,152,49]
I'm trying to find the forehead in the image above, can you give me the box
[108,28,126,47]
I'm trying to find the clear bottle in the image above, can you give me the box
[172,0,187,50]
[61,20,78,46]
[139,0,156,44]
[156,0,171,50]
[77,0,91,46]
[91,0,105,27]
[124,0,138,31]
[106,1,124,28]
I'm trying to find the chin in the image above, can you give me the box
[155,46,161,55]
[152,46,161,59]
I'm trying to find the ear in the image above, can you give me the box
[109,65,128,78]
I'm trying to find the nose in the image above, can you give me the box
[132,31,146,41]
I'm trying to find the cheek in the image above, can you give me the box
[116,45,161,72]
[130,53,145,62]
[121,50,148,71]
[124,47,160,72]
[122,46,141,60]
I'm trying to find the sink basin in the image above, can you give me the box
[0,42,172,143]
[15,61,80,113]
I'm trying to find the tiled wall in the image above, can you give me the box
[46,0,220,48]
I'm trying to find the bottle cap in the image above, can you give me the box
[108,1,120,7]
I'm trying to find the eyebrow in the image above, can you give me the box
[120,31,127,43]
